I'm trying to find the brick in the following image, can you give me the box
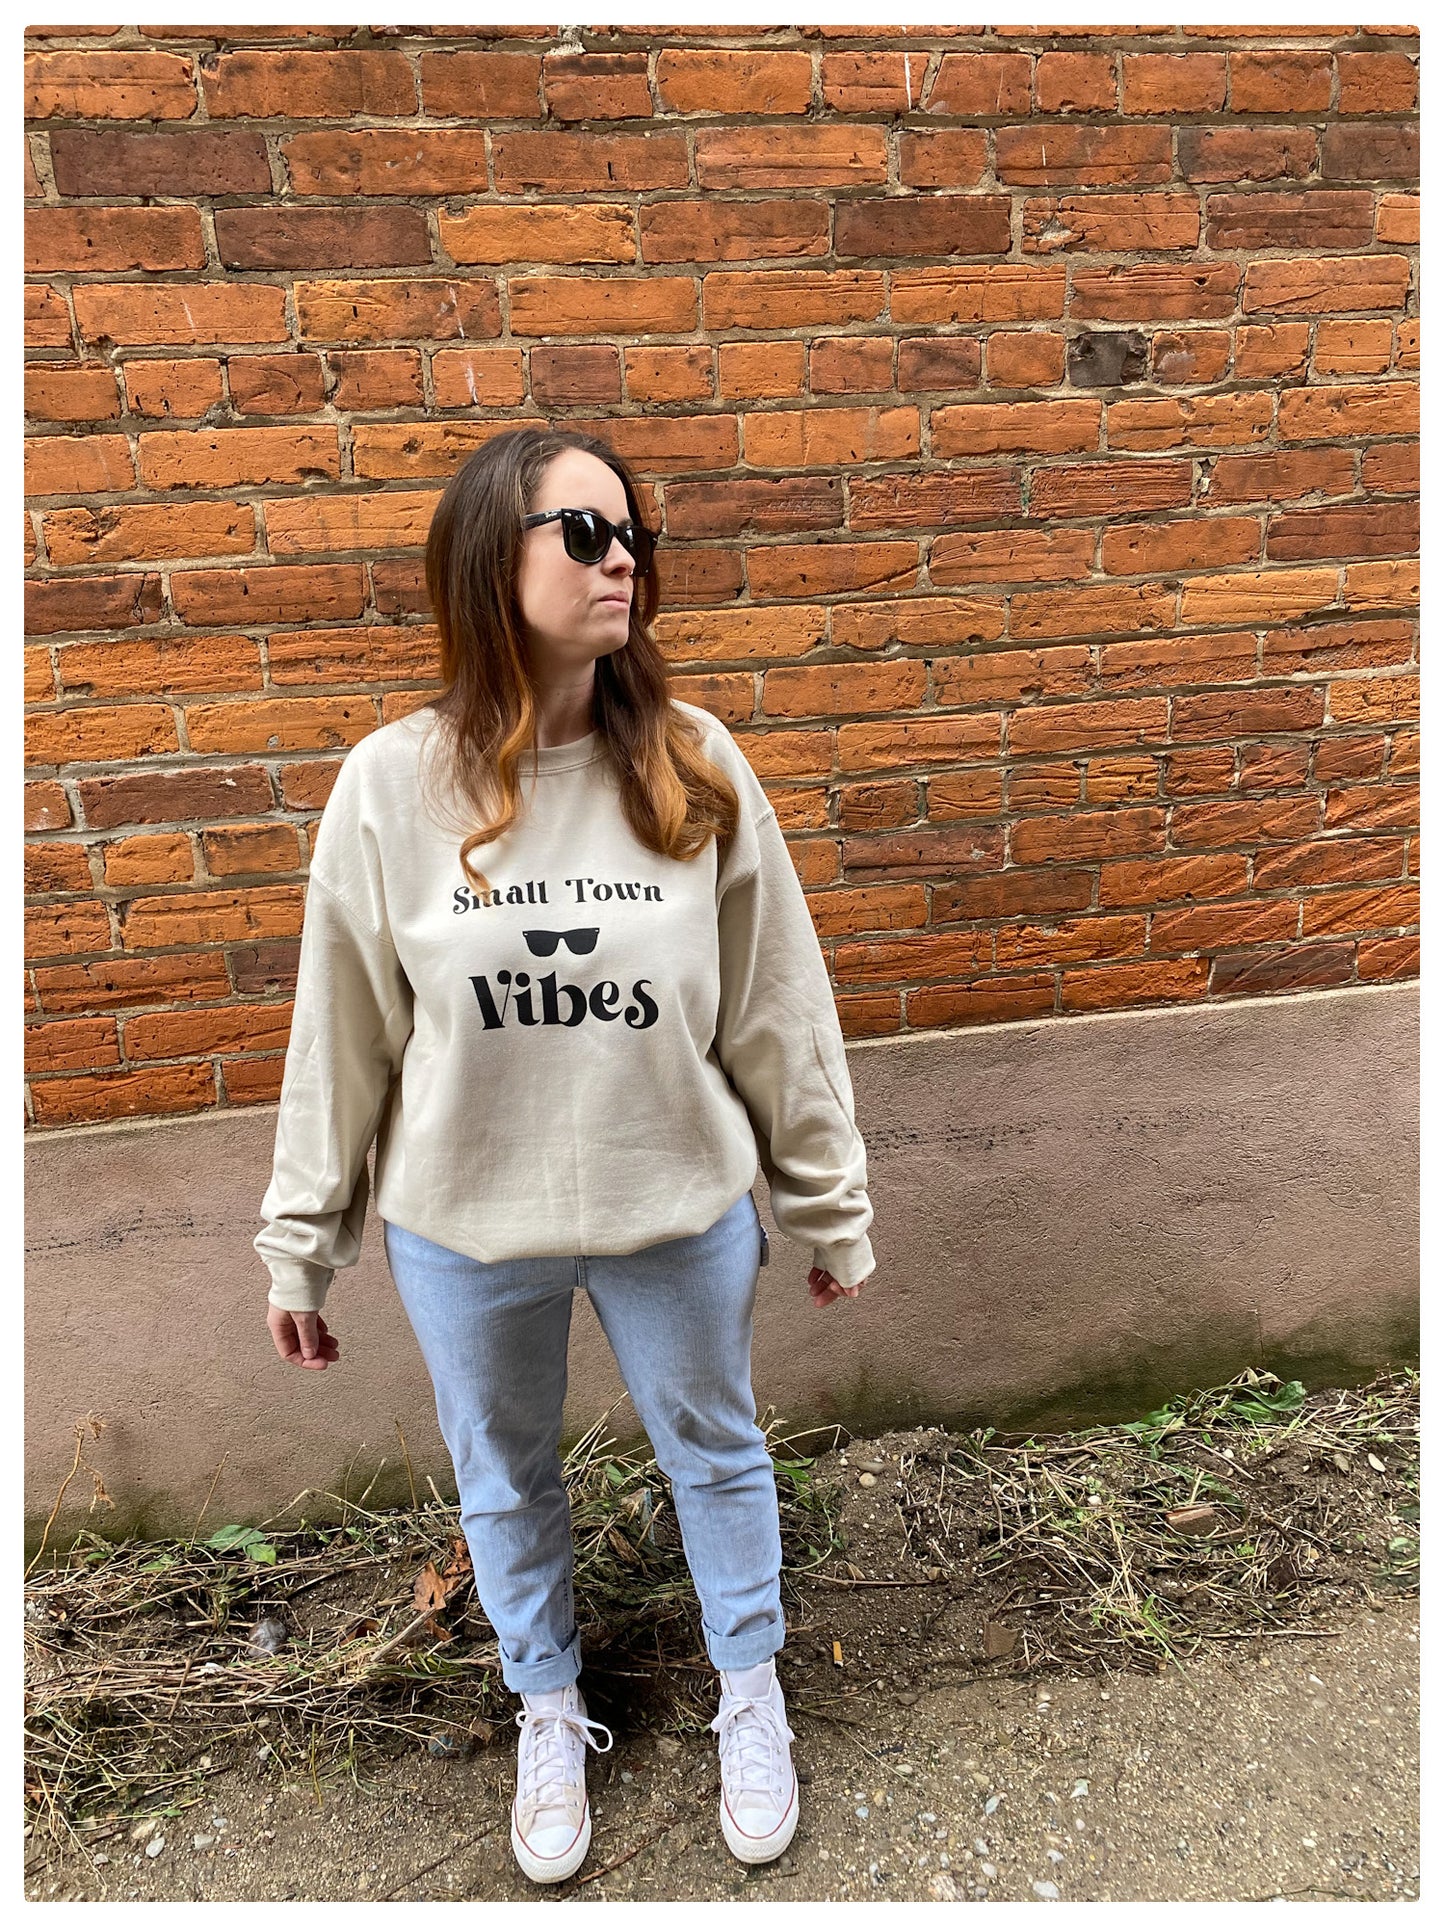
[1301,881,1418,938]
[169,563,366,627]
[26,783,72,832]
[264,490,440,556]
[24,362,121,423]
[25,432,133,496]
[1121,53,1226,114]
[122,357,225,419]
[1340,560,1417,613]
[1009,695,1167,757]
[1204,447,1354,506]
[282,129,493,197]
[844,469,1024,535]
[907,976,1058,1028]
[25,899,111,961]
[29,1063,215,1126]
[1070,262,1240,322]
[820,50,931,116]
[25,50,197,120]
[26,284,73,349]
[1313,319,1394,377]
[215,205,431,271]
[1012,583,1174,641]
[831,597,1006,655]
[1320,123,1419,181]
[326,349,424,412]
[25,647,55,703]
[25,205,206,274]
[1255,837,1407,893]
[1361,443,1418,495]
[137,425,340,490]
[27,703,178,769]
[125,1000,294,1061]
[102,831,194,887]
[655,47,813,114]
[1178,568,1340,630]
[293,276,501,343]
[984,330,1065,388]
[1149,901,1299,953]
[1169,795,1322,850]
[835,196,1011,259]
[1266,501,1417,563]
[221,1056,287,1104]
[1357,933,1417,980]
[1338,51,1419,114]
[926,52,1033,115]
[33,952,231,1013]
[749,541,920,600]
[267,623,439,684]
[720,338,809,399]
[201,822,303,876]
[427,348,527,410]
[44,500,255,568]
[1204,191,1376,252]
[1061,957,1210,1011]
[227,355,328,416]
[742,406,918,468]
[25,839,92,894]
[889,264,1065,325]
[641,198,827,268]
[1029,459,1192,518]
[78,763,274,829]
[995,125,1172,186]
[1171,686,1326,742]
[1277,381,1418,441]
[1233,323,1312,381]
[1152,329,1232,385]
[1178,126,1316,183]
[1011,805,1166,865]
[1098,853,1246,908]
[930,527,1094,584]
[1107,392,1274,451]
[183,695,378,754]
[229,940,301,997]
[1067,329,1148,388]
[120,885,305,950]
[443,202,635,269]
[833,930,993,986]
[891,333,982,395]
[1100,629,1259,691]
[49,125,271,196]
[501,127,695,192]
[1035,51,1115,113]
[932,867,1092,924]
[1101,516,1259,576]
[417,50,546,118]
[25,573,165,636]
[542,49,653,122]
[1328,672,1419,726]
[25,1017,121,1075]
[277,759,345,810]
[932,398,1100,457]
[72,282,289,347]
[702,268,885,330]
[1321,783,1417,836]
[57,634,262,698]
[897,129,989,190]
[1242,254,1411,316]
[807,335,892,396]
[1022,193,1200,254]
[1228,51,1331,113]
[201,48,416,118]
[1375,192,1419,244]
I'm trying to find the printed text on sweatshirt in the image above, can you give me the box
[256,698,876,1311]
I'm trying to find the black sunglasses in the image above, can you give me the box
[522,507,657,574]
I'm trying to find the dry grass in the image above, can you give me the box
[24,1368,1417,1860]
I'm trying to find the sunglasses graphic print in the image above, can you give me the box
[523,927,598,958]
[469,926,658,1031]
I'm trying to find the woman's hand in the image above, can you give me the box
[267,1305,340,1370]
[807,1265,871,1309]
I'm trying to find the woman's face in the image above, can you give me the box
[515,448,637,676]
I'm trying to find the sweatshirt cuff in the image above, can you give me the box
[265,1259,334,1315]
[813,1232,876,1291]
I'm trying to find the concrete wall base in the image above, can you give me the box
[25,981,1417,1557]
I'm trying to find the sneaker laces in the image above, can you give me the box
[514,1703,613,1818]
[709,1692,795,1805]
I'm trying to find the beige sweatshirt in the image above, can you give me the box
[256,697,876,1312]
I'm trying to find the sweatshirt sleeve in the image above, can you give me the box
[712,798,876,1289]
[255,772,414,1314]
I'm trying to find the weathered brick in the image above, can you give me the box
[49,126,271,196]
[215,204,431,271]
[1242,255,1411,316]
[45,500,254,567]
[201,49,417,119]
[25,361,121,423]
[25,204,206,274]
[26,571,167,635]
[25,51,197,121]
[72,282,289,347]
[29,1063,216,1126]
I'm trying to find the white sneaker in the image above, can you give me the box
[709,1660,799,1864]
[509,1683,613,1884]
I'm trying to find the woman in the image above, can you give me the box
[257,425,877,1884]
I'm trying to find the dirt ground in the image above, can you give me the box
[25,1411,1420,1904]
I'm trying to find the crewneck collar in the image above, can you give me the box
[524,730,604,773]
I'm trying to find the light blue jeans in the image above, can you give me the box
[382,1187,785,1694]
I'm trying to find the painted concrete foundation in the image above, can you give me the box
[25,982,1417,1555]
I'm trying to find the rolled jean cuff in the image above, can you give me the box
[497,1627,582,1696]
[701,1617,786,1673]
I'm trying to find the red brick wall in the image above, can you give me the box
[24,24,1420,1130]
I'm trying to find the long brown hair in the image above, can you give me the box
[420,425,741,895]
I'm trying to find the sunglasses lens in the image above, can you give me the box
[562,511,654,572]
